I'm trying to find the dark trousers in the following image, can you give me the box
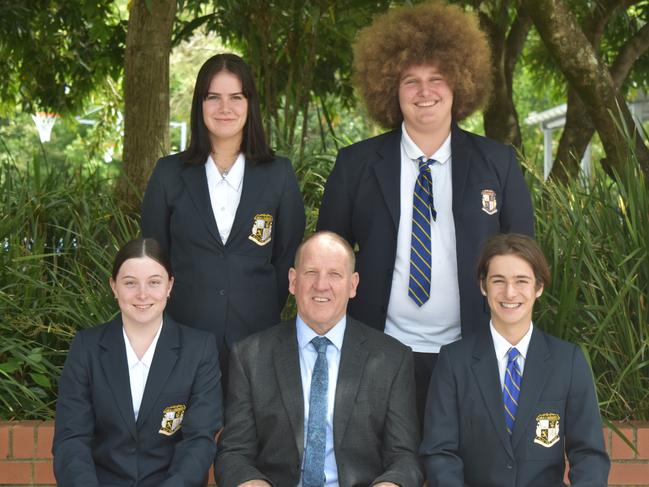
[413,351,439,432]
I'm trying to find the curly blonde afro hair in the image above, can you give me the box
[353,1,492,128]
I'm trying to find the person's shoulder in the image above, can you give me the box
[151,152,187,178]
[232,320,292,356]
[456,126,514,157]
[348,317,410,354]
[338,129,400,157]
[536,329,581,357]
[173,319,217,346]
[70,319,117,349]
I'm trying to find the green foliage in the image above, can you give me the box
[0,141,139,419]
[529,158,649,420]
[0,1,126,115]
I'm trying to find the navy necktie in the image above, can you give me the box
[503,347,522,435]
[302,336,330,487]
[409,156,437,306]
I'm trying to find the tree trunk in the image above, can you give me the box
[118,0,176,213]
[524,0,649,180]
[480,10,531,150]
[551,0,646,181]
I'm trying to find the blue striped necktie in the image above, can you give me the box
[503,347,522,435]
[302,336,330,487]
[408,156,437,306]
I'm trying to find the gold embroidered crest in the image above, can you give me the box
[158,404,186,436]
[248,213,273,246]
[481,189,498,215]
[534,412,560,447]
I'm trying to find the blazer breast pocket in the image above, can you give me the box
[524,401,566,461]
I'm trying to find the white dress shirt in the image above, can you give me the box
[489,321,533,388]
[296,315,346,487]
[123,321,163,420]
[205,153,245,244]
[384,123,461,353]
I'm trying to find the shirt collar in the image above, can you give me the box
[296,314,346,353]
[123,320,164,370]
[401,122,452,165]
[490,320,534,361]
[205,152,246,191]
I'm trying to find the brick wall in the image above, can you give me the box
[1,421,648,486]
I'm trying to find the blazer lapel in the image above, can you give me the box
[227,159,267,244]
[136,316,180,429]
[471,333,515,459]
[181,164,223,246]
[512,328,551,449]
[272,322,305,459]
[333,319,369,450]
[373,130,402,231]
[98,317,137,440]
[451,123,472,217]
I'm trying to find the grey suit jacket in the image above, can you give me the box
[420,328,610,487]
[215,317,423,487]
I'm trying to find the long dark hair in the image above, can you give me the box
[181,53,273,166]
[112,238,172,280]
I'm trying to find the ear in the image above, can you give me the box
[167,276,174,297]
[535,282,544,298]
[479,280,487,296]
[109,277,117,298]
[349,272,360,299]
[288,267,297,296]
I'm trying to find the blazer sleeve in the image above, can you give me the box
[271,158,306,310]
[419,346,465,487]
[52,332,100,487]
[499,146,535,237]
[141,158,172,253]
[316,147,356,245]
[161,333,223,487]
[565,346,610,486]
[214,344,274,487]
[371,348,424,487]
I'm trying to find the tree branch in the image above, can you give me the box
[611,21,649,87]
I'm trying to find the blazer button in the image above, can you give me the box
[219,289,226,296]
[506,464,513,469]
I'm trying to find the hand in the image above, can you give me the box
[373,483,399,487]
[237,481,272,487]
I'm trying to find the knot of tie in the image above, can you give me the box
[507,347,521,363]
[311,336,330,354]
[417,156,435,172]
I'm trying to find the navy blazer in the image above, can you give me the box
[317,125,534,337]
[215,318,423,487]
[53,315,223,487]
[141,153,305,351]
[420,328,610,487]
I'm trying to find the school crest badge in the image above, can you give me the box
[158,404,186,436]
[481,189,498,215]
[534,412,560,447]
[248,213,273,246]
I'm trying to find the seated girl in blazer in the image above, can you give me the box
[53,238,223,487]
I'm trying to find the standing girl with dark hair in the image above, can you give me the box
[53,238,222,487]
[141,54,305,386]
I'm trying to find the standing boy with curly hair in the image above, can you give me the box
[317,1,534,425]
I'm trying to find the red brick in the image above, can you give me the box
[34,460,56,484]
[0,424,9,460]
[609,462,649,485]
[637,425,649,460]
[611,426,636,460]
[12,423,36,459]
[0,461,31,483]
[36,423,55,459]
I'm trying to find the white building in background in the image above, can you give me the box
[525,92,649,180]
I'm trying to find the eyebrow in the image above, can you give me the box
[120,274,165,279]
[205,91,244,96]
[488,274,532,279]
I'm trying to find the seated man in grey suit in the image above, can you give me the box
[420,233,610,486]
[215,231,423,487]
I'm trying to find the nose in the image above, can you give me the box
[504,282,517,299]
[136,284,147,299]
[313,273,329,291]
[218,98,231,112]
